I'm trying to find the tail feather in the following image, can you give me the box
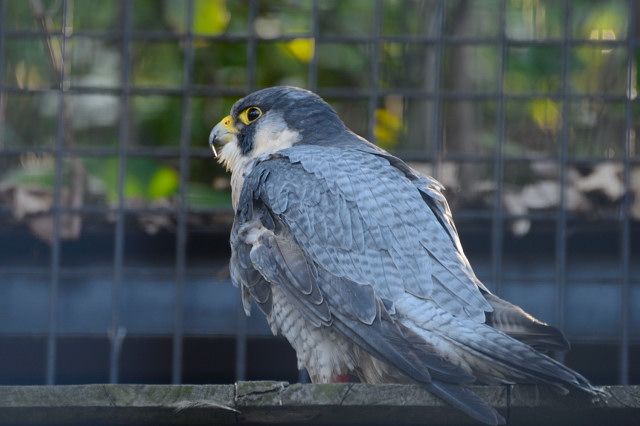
[442,318,601,394]
[483,291,570,353]
[425,380,505,426]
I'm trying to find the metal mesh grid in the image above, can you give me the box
[0,0,638,386]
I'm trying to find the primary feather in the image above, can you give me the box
[210,86,600,426]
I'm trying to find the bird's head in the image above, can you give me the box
[209,86,348,172]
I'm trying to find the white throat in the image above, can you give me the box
[217,112,301,210]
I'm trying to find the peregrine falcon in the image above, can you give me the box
[209,86,599,425]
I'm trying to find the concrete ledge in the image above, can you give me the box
[0,382,638,425]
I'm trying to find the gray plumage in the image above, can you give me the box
[209,86,601,426]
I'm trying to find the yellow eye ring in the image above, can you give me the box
[238,106,262,125]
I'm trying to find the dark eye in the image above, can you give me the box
[247,107,261,122]
[239,106,263,125]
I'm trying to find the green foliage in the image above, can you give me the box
[132,96,184,147]
[83,157,179,203]
[506,46,563,94]
[1,0,636,211]
[165,0,231,35]
[188,183,232,208]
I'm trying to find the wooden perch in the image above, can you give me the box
[0,382,638,425]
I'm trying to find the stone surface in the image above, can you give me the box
[0,382,638,425]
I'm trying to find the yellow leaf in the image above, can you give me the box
[528,98,560,132]
[286,38,315,63]
[194,0,230,35]
[374,108,402,151]
[149,167,179,199]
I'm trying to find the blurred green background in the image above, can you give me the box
[0,0,638,235]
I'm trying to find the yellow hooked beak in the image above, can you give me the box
[209,115,238,157]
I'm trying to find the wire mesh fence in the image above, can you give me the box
[0,0,638,387]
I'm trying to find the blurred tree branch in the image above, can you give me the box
[28,0,85,242]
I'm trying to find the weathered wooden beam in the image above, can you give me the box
[0,382,638,425]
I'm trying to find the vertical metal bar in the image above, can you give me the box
[235,0,261,382]
[307,0,319,92]
[554,0,573,343]
[246,0,259,92]
[109,0,133,384]
[234,288,248,381]
[172,0,195,385]
[0,0,5,147]
[366,0,382,144]
[429,0,444,177]
[45,0,71,386]
[491,0,507,297]
[618,0,636,386]
[297,0,320,384]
